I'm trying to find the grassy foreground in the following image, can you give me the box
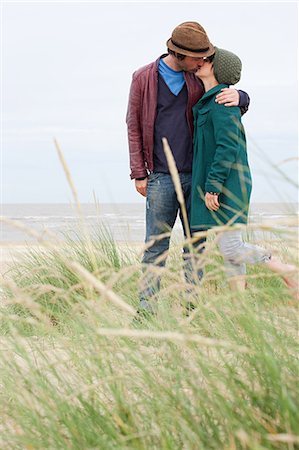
[0,224,298,450]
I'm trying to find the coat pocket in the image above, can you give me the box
[195,108,209,128]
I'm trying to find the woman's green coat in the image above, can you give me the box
[191,83,252,230]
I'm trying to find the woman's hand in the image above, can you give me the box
[205,193,220,211]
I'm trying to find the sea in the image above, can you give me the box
[1,203,298,244]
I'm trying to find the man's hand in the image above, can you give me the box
[135,178,148,197]
[205,193,220,211]
[215,88,240,107]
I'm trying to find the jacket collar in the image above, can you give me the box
[155,54,168,70]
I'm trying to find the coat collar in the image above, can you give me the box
[198,83,229,104]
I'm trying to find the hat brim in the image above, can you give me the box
[167,38,215,58]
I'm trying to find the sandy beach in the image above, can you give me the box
[0,243,39,275]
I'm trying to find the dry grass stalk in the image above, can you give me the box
[95,327,249,352]
[54,138,98,271]
[266,434,299,443]
[0,217,61,246]
[54,138,81,213]
[162,137,191,240]
[69,261,136,316]
[1,278,52,327]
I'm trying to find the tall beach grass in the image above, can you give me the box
[0,140,298,449]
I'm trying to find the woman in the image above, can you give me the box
[191,48,297,296]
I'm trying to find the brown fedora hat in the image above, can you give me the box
[167,21,215,58]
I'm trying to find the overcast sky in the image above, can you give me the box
[2,1,298,204]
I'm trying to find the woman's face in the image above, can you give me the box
[195,60,214,80]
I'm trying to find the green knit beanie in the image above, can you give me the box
[213,47,242,85]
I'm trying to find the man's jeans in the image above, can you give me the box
[139,172,205,306]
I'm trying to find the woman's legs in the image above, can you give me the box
[217,230,298,297]
[218,230,269,291]
[264,257,298,297]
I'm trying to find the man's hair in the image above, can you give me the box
[168,48,186,60]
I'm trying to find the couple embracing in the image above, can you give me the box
[126,21,297,316]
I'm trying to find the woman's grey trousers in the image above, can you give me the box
[217,230,271,277]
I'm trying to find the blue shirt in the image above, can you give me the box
[158,58,185,96]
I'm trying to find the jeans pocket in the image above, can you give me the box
[148,172,161,183]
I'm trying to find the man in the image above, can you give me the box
[126,22,250,315]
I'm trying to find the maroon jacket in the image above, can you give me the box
[126,56,205,180]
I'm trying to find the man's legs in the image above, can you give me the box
[180,173,206,290]
[139,173,180,311]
